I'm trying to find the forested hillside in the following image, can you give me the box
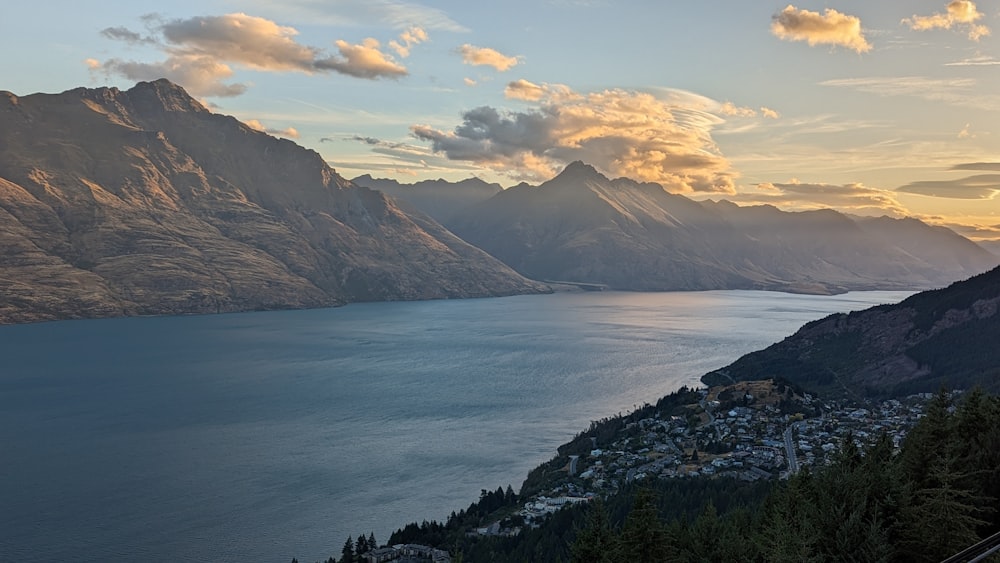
[364,389,1000,563]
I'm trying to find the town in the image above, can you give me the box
[480,380,934,532]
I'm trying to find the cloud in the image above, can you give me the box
[771,5,872,53]
[945,222,1000,240]
[410,83,737,192]
[100,26,156,45]
[317,38,408,79]
[92,55,249,97]
[91,12,409,97]
[904,1,990,41]
[236,0,469,32]
[958,123,974,138]
[744,179,906,215]
[719,102,757,118]
[459,44,520,71]
[897,174,1000,199]
[504,79,547,101]
[761,107,781,119]
[945,54,1000,66]
[389,26,428,57]
[244,119,300,138]
[820,76,1000,111]
[463,77,477,86]
[951,162,1000,171]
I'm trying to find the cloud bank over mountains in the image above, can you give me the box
[69,1,1000,240]
[411,81,752,192]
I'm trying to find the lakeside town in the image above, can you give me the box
[499,380,934,532]
[353,379,939,561]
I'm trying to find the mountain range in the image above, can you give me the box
[359,162,997,294]
[0,80,547,324]
[350,174,501,226]
[4,79,998,325]
[704,264,1000,398]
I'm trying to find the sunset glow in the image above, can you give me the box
[4,0,1000,239]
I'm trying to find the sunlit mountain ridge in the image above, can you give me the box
[358,161,998,294]
[0,80,547,324]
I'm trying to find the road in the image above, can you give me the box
[784,425,800,475]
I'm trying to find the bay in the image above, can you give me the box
[0,289,911,562]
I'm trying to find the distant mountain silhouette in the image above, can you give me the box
[979,239,1000,257]
[430,162,997,293]
[351,174,501,226]
[705,265,1000,398]
[0,80,547,324]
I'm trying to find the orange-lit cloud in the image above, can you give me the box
[719,102,757,117]
[745,179,907,216]
[771,5,872,53]
[322,38,408,79]
[503,80,579,103]
[761,107,780,119]
[458,44,520,71]
[389,26,428,58]
[411,82,738,192]
[91,55,249,97]
[90,13,409,97]
[463,77,477,87]
[904,1,990,41]
[244,119,300,138]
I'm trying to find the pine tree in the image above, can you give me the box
[619,488,670,563]
[368,532,377,550]
[896,456,989,562]
[355,533,370,557]
[570,498,619,563]
[340,536,354,563]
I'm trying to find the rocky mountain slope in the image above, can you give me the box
[0,80,547,324]
[441,162,996,293]
[704,265,1000,398]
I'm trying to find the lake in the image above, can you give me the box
[0,289,911,562]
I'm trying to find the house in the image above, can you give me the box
[363,547,399,563]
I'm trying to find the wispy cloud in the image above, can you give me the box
[951,162,1000,171]
[236,0,469,32]
[820,76,1000,111]
[771,5,872,53]
[744,179,907,216]
[944,54,1000,66]
[90,13,413,97]
[945,222,1000,240]
[897,172,1000,199]
[903,0,989,41]
[411,81,739,192]
[458,44,520,71]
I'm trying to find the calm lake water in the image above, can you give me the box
[0,290,911,562]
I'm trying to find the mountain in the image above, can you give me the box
[979,239,1000,257]
[704,265,1000,398]
[444,162,997,293]
[351,175,501,226]
[0,80,547,324]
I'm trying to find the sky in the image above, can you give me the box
[4,1,1000,240]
